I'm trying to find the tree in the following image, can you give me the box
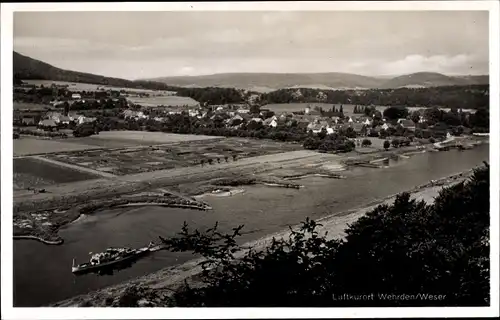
[232,154,237,161]
[361,139,372,147]
[73,123,96,137]
[200,159,205,167]
[217,158,220,164]
[383,106,409,121]
[424,107,443,125]
[63,102,70,116]
[317,128,327,140]
[224,156,229,163]
[152,164,489,307]
[383,140,390,150]
[364,106,376,117]
[208,158,214,165]
[410,111,421,124]
[469,108,489,132]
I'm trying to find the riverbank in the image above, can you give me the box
[50,169,473,307]
[13,235,64,245]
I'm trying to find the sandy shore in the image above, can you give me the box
[50,169,472,307]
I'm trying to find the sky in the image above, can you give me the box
[13,11,489,79]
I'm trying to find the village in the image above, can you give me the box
[14,81,476,149]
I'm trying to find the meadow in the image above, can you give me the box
[13,157,100,190]
[13,102,52,111]
[21,80,167,94]
[14,138,101,156]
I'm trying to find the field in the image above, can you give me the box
[92,131,220,144]
[21,80,167,94]
[126,96,200,107]
[44,138,303,176]
[13,157,100,190]
[13,102,51,111]
[14,138,102,156]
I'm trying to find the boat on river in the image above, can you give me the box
[71,242,162,274]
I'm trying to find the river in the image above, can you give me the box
[13,144,489,306]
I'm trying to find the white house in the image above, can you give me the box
[264,118,278,127]
[347,117,354,123]
[381,123,390,130]
[363,118,372,126]
[237,108,250,114]
[71,93,82,100]
[250,117,263,124]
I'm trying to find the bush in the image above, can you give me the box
[391,139,400,148]
[361,139,372,147]
[157,164,489,307]
[73,123,97,138]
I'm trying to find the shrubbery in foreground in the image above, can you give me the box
[116,163,489,307]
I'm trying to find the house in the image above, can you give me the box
[68,111,82,122]
[347,117,354,123]
[44,111,63,122]
[154,117,165,122]
[249,117,263,124]
[228,114,244,127]
[22,117,35,126]
[308,123,324,134]
[38,119,58,131]
[58,115,71,125]
[368,126,381,136]
[71,93,82,100]
[188,109,200,117]
[168,110,183,115]
[123,110,136,119]
[381,123,390,131]
[363,118,372,126]
[237,108,250,114]
[331,116,340,124]
[123,110,148,120]
[295,120,310,130]
[351,123,366,134]
[80,117,97,124]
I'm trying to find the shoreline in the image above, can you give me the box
[13,235,64,245]
[50,168,473,307]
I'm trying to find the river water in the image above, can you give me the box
[13,145,489,306]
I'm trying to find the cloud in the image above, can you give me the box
[13,11,489,78]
